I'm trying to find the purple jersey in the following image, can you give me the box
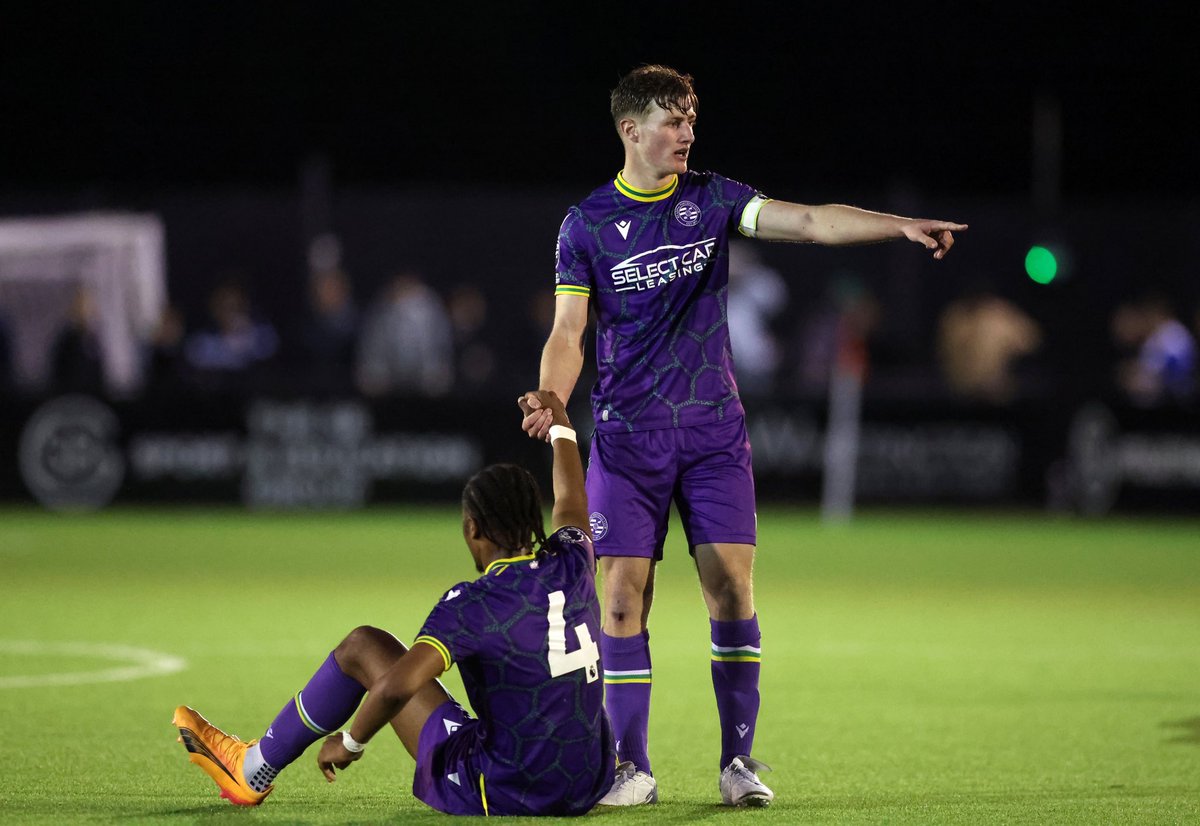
[555,170,766,433]
[413,526,614,816]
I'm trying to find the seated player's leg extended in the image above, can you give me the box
[174,625,456,807]
[173,629,377,806]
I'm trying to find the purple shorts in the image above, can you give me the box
[411,700,484,816]
[586,415,757,559]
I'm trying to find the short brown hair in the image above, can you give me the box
[610,64,697,124]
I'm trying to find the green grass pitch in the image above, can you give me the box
[1,506,1197,824]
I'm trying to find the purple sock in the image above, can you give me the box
[711,615,761,770]
[258,651,366,770]
[599,630,652,774]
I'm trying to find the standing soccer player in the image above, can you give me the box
[522,64,967,807]
[173,390,615,816]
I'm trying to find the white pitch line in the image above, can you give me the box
[0,640,187,688]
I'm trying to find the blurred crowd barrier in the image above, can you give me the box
[3,389,1197,516]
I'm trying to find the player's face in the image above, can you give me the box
[636,103,696,178]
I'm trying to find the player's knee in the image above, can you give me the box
[604,601,646,633]
[604,583,645,613]
[705,579,754,619]
[336,625,393,667]
[602,563,653,631]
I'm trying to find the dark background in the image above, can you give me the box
[2,3,1196,199]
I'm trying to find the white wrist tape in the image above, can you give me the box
[342,731,366,753]
[548,425,577,444]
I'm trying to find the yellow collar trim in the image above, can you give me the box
[615,171,678,202]
[484,552,536,576]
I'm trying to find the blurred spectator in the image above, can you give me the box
[792,273,882,394]
[448,284,497,392]
[142,302,186,395]
[520,290,557,359]
[511,288,597,427]
[50,284,106,395]
[937,278,1042,405]
[183,275,280,389]
[301,265,360,393]
[1110,290,1196,406]
[355,270,453,397]
[523,288,598,388]
[727,240,787,397]
[0,310,12,396]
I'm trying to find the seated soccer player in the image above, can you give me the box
[172,390,615,816]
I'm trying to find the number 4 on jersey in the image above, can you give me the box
[546,590,600,682]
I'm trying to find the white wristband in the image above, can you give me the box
[342,730,365,753]
[548,425,577,444]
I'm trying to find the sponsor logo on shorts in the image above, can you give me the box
[589,512,609,541]
[674,200,701,226]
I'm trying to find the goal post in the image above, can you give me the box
[0,212,166,397]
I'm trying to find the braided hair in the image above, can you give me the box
[461,463,547,554]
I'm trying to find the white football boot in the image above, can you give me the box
[596,760,658,806]
[720,755,774,807]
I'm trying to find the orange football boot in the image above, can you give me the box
[173,705,272,806]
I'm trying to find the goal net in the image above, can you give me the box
[0,212,166,397]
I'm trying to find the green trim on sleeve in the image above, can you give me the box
[554,284,591,298]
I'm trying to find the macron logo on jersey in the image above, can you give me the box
[609,238,717,293]
[615,219,632,240]
[443,718,461,735]
[444,588,462,602]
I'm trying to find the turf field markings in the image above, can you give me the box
[0,640,187,688]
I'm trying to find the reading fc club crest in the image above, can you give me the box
[674,200,701,226]
[589,512,609,541]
